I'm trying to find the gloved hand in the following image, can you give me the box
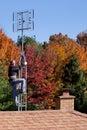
[24,61,27,65]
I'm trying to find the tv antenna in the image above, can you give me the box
[13,10,34,51]
[12,10,34,111]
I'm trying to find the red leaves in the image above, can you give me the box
[25,45,55,107]
[28,82,55,105]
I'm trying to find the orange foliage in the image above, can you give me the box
[46,33,87,96]
[49,33,87,71]
[0,29,21,67]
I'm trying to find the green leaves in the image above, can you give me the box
[62,55,87,111]
[0,57,16,110]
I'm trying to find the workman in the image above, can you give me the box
[8,60,27,105]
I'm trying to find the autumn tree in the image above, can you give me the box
[46,34,77,96]
[25,45,55,109]
[48,33,87,104]
[49,33,87,75]
[0,29,21,66]
[76,31,87,47]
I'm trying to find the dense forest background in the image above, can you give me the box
[0,29,87,113]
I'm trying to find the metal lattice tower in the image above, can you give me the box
[13,10,34,111]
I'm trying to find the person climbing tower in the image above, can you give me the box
[8,60,27,105]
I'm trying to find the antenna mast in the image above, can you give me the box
[13,9,34,111]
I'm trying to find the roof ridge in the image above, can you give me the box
[71,110,87,118]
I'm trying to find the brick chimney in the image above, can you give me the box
[55,91,75,111]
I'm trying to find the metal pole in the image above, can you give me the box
[21,12,24,53]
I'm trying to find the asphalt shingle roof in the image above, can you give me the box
[0,110,87,130]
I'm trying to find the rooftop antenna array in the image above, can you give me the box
[13,10,34,111]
